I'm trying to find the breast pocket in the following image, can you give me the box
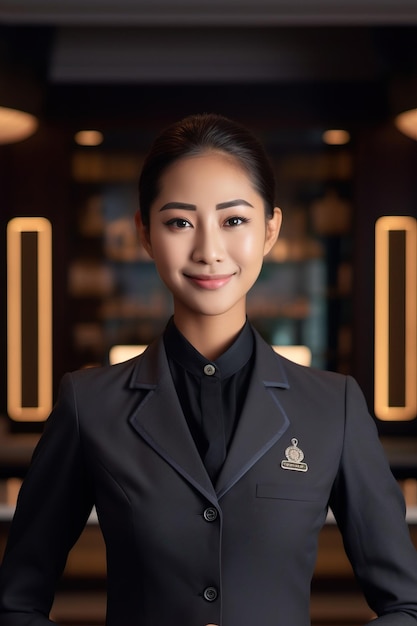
[256,483,322,502]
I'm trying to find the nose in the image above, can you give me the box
[191,223,225,264]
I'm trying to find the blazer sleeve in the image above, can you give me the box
[329,376,417,625]
[0,373,94,626]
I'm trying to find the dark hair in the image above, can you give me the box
[138,113,276,227]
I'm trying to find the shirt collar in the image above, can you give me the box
[163,316,254,379]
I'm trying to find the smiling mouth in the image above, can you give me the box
[184,273,234,290]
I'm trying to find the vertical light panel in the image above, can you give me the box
[7,217,53,421]
[375,216,417,420]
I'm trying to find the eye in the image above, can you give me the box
[165,218,192,229]
[224,216,249,227]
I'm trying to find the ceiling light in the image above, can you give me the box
[395,108,417,141]
[75,130,104,146]
[322,129,350,145]
[0,106,38,144]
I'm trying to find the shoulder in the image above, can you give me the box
[253,326,366,410]
[70,355,140,385]
[253,324,347,389]
[282,355,349,394]
[62,338,161,401]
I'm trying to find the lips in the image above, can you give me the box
[184,273,234,290]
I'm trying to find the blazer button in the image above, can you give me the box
[203,507,218,522]
[203,586,218,602]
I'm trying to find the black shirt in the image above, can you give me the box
[163,317,254,481]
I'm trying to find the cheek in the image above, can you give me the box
[235,227,266,260]
[151,235,185,273]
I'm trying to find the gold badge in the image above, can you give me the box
[281,438,308,472]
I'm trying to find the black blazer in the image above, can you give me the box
[1,328,417,626]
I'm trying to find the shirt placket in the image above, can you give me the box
[200,364,226,482]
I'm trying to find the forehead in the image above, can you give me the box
[156,151,255,196]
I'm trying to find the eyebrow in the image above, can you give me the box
[158,199,254,212]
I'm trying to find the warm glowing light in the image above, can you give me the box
[0,106,38,144]
[272,346,312,366]
[375,216,417,421]
[109,345,147,364]
[395,108,417,141]
[74,130,104,146]
[109,345,311,367]
[7,218,53,421]
[322,129,350,145]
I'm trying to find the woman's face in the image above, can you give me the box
[137,151,281,324]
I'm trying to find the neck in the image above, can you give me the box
[173,308,246,361]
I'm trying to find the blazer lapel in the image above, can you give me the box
[128,337,217,504]
[216,330,290,499]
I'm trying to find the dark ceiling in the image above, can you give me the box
[1,20,417,151]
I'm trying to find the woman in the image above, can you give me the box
[1,113,417,626]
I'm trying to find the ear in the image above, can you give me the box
[135,210,153,259]
[263,207,282,257]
